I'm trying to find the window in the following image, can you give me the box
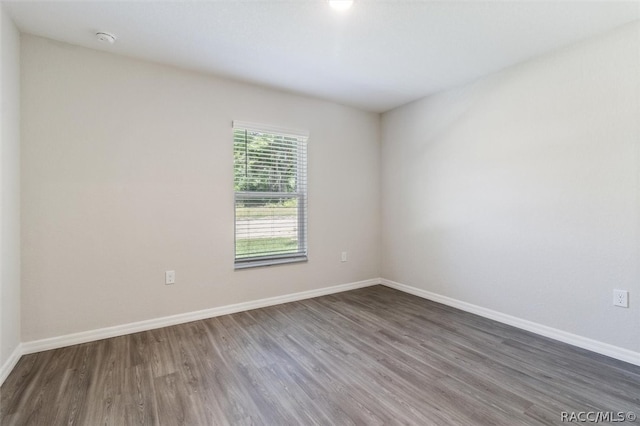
[233,121,308,268]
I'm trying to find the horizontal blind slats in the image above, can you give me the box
[234,124,307,264]
[233,120,309,138]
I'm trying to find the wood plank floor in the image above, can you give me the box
[2,285,639,425]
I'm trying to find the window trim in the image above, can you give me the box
[233,121,308,269]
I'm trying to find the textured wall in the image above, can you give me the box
[21,35,380,342]
[0,6,21,368]
[381,22,640,352]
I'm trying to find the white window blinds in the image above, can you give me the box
[233,121,308,268]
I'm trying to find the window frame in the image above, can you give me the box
[233,121,308,269]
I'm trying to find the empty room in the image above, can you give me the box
[1,0,639,424]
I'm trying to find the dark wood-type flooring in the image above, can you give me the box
[2,285,639,425]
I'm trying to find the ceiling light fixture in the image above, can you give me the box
[96,32,117,45]
[329,0,354,11]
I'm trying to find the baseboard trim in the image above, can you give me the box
[0,344,23,386]
[11,277,637,385]
[381,278,640,367]
[21,278,380,356]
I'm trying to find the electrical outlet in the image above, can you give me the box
[341,251,348,262]
[165,270,175,285]
[613,289,628,308]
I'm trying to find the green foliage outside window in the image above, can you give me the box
[234,130,299,197]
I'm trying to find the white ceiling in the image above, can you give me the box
[4,0,640,112]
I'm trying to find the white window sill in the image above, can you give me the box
[234,255,308,270]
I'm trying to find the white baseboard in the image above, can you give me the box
[381,278,640,367]
[6,276,637,387]
[21,278,380,356]
[0,343,23,386]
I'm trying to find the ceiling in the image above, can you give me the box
[4,0,640,112]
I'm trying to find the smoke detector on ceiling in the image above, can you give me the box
[96,32,117,45]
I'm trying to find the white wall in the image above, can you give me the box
[21,35,380,342]
[0,6,21,369]
[381,22,640,353]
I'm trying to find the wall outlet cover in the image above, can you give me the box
[165,270,176,285]
[613,289,628,308]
